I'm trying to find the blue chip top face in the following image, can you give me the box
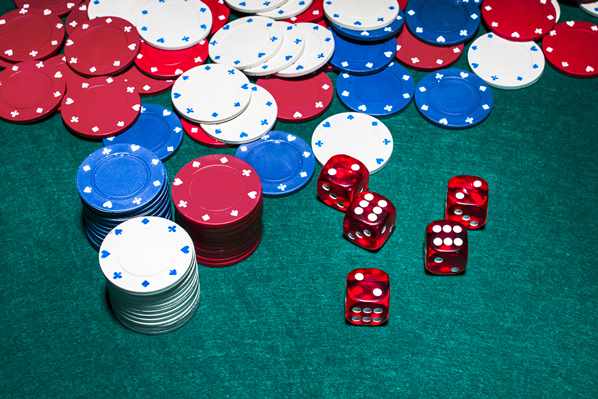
[330,31,396,75]
[103,103,183,161]
[76,143,167,214]
[336,62,415,117]
[414,67,494,129]
[235,131,316,197]
[331,13,404,43]
[405,0,481,46]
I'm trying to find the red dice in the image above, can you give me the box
[317,154,369,212]
[343,191,396,251]
[446,176,489,230]
[345,268,389,326]
[425,220,468,275]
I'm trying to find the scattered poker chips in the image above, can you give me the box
[116,65,174,95]
[181,118,229,147]
[542,21,598,78]
[330,31,395,74]
[277,22,335,78]
[287,0,324,23]
[99,217,200,335]
[415,68,494,129]
[135,40,208,79]
[259,0,314,20]
[15,0,83,16]
[331,13,404,42]
[235,131,316,196]
[481,0,557,42]
[324,0,400,31]
[395,27,464,70]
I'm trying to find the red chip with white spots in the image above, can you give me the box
[60,76,141,139]
[396,28,463,70]
[286,0,324,23]
[204,0,231,34]
[65,1,90,35]
[116,65,174,95]
[135,40,208,79]
[257,72,333,122]
[180,118,229,147]
[481,0,557,42]
[542,21,598,78]
[15,0,83,16]
[0,58,65,122]
[0,7,65,63]
[64,16,140,76]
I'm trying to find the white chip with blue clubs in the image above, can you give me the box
[258,0,314,20]
[244,22,305,76]
[87,0,144,22]
[324,0,399,31]
[224,0,288,13]
[277,22,335,78]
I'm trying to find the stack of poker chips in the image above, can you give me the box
[171,154,264,267]
[99,217,200,335]
[76,144,172,249]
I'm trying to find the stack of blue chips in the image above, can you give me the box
[76,143,172,249]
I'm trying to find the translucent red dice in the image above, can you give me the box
[345,268,389,326]
[317,154,369,212]
[343,191,396,251]
[425,220,468,275]
[446,176,489,230]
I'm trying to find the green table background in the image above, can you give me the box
[1,2,597,398]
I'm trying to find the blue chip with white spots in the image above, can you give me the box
[330,30,395,74]
[331,13,404,42]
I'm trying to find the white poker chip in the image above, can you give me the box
[311,112,394,173]
[87,0,142,23]
[224,0,288,13]
[258,0,314,20]
[581,1,598,17]
[244,22,305,76]
[277,22,335,78]
[136,0,213,50]
[171,63,251,124]
[201,84,278,144]
[209,16,285,69]
[468,33,545,90]
[324,0,400,31]
[551,0,561,21]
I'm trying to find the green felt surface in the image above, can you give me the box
[1,2,598,398]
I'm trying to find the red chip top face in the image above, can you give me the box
[66,1,91,35]
[172,155,262,227]
[542,21,598,78]
[396,28,463,70]
[481,0,557,42]
[180,118,229,147]
[116,65,173,95]
[204,0,231,34]
[135,40,208,79]
[15,0,84,16]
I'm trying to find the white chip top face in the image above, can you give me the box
[580,1,598,17]
[136,0,212,50]
[277,22,335,78]
[87,0,144,23]
[171,63,251,124]
[258,0,314,20]
[324,0,400,31]
[244,22,305,76]
[209,16,285,69]
[224,0,288,13]
[311,112,394,173]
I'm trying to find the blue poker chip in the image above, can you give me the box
[414,68,494,129]
[336,62,415,117]
[235,131,316,197]
[405,0,481,46]
[331,13,405,43]
[103,103,183,161]
[330,31,395,75]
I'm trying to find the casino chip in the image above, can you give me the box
[324,0,400,31]
[225,0,287,13]
[104,104,183,160]
[287,0,324,23]
[336,62,414,116]
[311,112,394,173]
[66,1,91,35]
[64,16,140,77]
[0,58,12,70]
[204,0,231,33]
[200,84,277,144]
[581,1,598,17]
[330,31,395,74]
[0,7,65,63]
[116,65,174,95]
[552,0,561,21]
[395,28,464,70]
[277,22,335,78]
[257,72,333,121]
[15,0,83,16]
[542,21,598,78]
[171,64,251,124]
[259,0,314,20]
[181,118,229,147]
[235,131,316,196]
[415,68,494,129]
[481,0,557,42]
[405,0,481,46]
[331,13,404,42]
[135,40,208,79]
[87,0,140,22]
[468,33,545,90]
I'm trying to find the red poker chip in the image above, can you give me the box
[65,1,90,35]
[542,21,598,78]
[180,118,229,147]
[204,0,231,34]
[0,58,13,70]
[286,0,324,23]
[135,40,208,79]
[399,0,408,9]
[396,28,463,70]
[51,55,86,93]
[0,7,65,63]
[195,238,261,267]
[60,76,141,139]
[0,58,65,122]
[116,65,174,95]
[64,16,140,76]
[481,0,557,42]
[15,0,83,16]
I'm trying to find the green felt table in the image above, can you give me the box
[1,2,597,398]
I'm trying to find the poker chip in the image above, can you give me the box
[64,16,140,77]
[468,33,545,90]
[336,62,414,116]
[116,65,173,95]
[136,0,212,50]
[0,58,12,70]
[171,64,251,124]
[324,0,400,31]
[235,131,316,196]
[135,40,208,79]
[481,0,557,42]
[405,0,481,46]
[395,28,464,70]
[204,0,231,33]
[104,104,183,160]
[181,118,229,147]
[0,58,65,122]
[0,7,65,63]
[415,68,494,129]
[581,1,598,17]
[15,0,83,16]
[542,21,598,78]
[224,0,287,13]
[209,16,285,69]
[330,31,395,74]
[287,0,324,23]
[257,72,333,121]
[66,1,90,34]
[87,0,139,22]
[61,76,141,139]
[311,112,394,173]
[552,0,561,21]
[331,13,404,42]
[259,0,314,20]
[277,22,335,78]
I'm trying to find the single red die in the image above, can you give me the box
[317,154,369,212]
[345,268,390,326]
[425,220,468,275]
[343,191,396,251]
[446,176,489,230]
